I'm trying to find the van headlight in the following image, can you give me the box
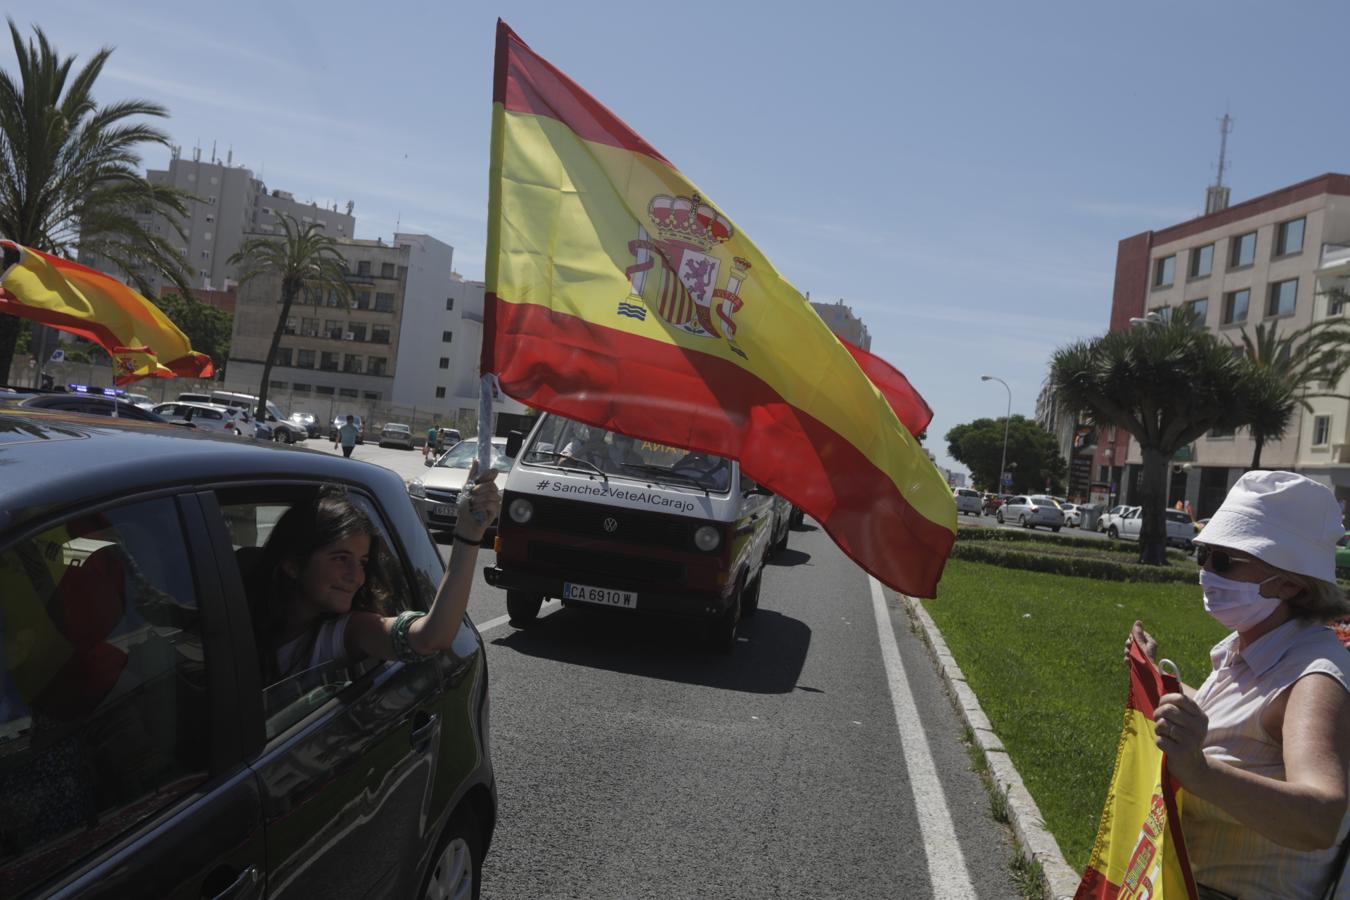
[694,525,721,552]
[408,478,426,499]
[508,498,534,524]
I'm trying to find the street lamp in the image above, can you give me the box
[981,375,1011,494]
[1128,311,1164,328]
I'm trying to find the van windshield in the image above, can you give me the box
[523,415,731,493]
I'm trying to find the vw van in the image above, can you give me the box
[483,413,775,651]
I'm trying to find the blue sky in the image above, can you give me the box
[15,1,1350,476]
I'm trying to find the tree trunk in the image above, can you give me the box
[256,284,296,422]
[1250,434,1264,470]
[1137,445,1170,566]
[0,315,22,384]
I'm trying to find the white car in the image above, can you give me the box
[378,422,415,449]
[997,494,1065,531]
[1097,505,1134,534]
[408,437,515,532]
[1059,502,1084,528]
[152,401,246,437]
[1108,507,1195,548]
[953,487,983,517]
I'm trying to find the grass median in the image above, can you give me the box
[922,558,1227,870]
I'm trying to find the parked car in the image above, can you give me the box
[124,391,155,411]
[1059,502,1084,528]
[208,391,306,443]
[997,495,1065,531]
[152,401,246,437]
[1097,505,1133,534]
[289,410,323,438]
[1108,507,1195,548]
[409,437,515,533]
[379,422,416,449]
[329,414,365,444]
[953,487,983,517]
[175,391,213,404]
[0,406,496,900]
[3,391,171,423]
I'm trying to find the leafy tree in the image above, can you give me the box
[945,414,1066,495]
[1232,319,1350,468]
[153,291,232,374]
[0,20,193,378]
[1050,309,1256,565]
[229,216,350,421]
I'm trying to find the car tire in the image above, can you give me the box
[1019,514,1029,528]
[773,524,789,556]
[707,583,742,653]
[506,590,543,627]
[419,806,484,900]
[996,512,1004,524]
[742,572,763,617]
[1052,526,1061,533]
[1108,526,1119,540]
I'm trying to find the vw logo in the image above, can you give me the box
[602,517,619,533]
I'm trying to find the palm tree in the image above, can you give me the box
[1050,309,1257,565]
[1243,366,1298,470]
[229,216,351,422]
[0,20,194,379]
[1233,319,1350,467]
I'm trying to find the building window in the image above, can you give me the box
[1267,278,1298,317]
[284,317,298,335]
[1274,217,1305,256]
[296,349,315,369]
[363,391,381,401]
[319,351,339,371]
[292,383,312,393]
[339,388,358,399]
[371,326,390,344]
[1209,425,1236,438]
[1331,291,1348,317]
[300,317,319,336]
[446,297,455,311]
[269,380,286,389]
[442,330,453,342]
[354,291,371,310]
[325,289,343,308]
[368,356,388,376]
[274,347,293,367]
[380,262,396,278]
[349,323,367,342]
[357,260,371,276]
[1312,415,1332,447]
[374,292,395,312]
[325,319,344,339]
[1152,255,1176,288]
[1222,289,1250,325]
[1230,232,1256,268]
[1097,465,1110,483]
[315,385,335,396]
[435,387,447,399]
[205,215,215,224]
[1186,298,1208,325]
[1189,244,1214,279]
[439,357,450,369]
[343,355,363,374]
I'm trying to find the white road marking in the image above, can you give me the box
[869,576,977,899]
[476,598,560,635]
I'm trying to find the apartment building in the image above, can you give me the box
[1092,173,1350,516]
[78,147,355,294]
[810,299,872,350]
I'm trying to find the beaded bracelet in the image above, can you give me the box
[452,532,481,547]
[390,609,431,662]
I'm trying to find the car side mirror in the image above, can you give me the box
[505,430,524,459]
[424,457,434,467]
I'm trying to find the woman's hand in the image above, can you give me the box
[1155,692,1211,787]
[1125,620,1158,665]
[453,460,502,543]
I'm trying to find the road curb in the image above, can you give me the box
[900,594,1080,900]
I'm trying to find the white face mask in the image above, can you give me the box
[1199,569,1283,632]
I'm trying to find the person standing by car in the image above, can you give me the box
[335,414,360,458]
[1126,471,1350,900]
[250,466,501,681]
[425,424,438,460]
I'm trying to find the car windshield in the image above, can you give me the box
[522,414,730,492]
[1166,510,1191,523]
[434,439,514,473]
[385,424,410,433]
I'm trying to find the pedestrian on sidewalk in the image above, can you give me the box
[335,415,359,459]
[424,424,438,460]
[1127,471,1350,900]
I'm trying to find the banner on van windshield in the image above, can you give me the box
[482,22,956,597]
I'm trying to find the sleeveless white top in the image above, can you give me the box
[275,613,353,676]
[1185,618,1350,900]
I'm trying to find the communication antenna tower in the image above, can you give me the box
[1205,113,1233,215]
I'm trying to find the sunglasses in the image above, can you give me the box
[1195,546,1256,574]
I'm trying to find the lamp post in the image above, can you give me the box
[981,375,1011,494]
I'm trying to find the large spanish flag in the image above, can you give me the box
[0,241,213,384]
[483,22,955,597]
[1075,639,1199,900]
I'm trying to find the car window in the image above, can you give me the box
[1166,510,1191,523]
[0,497,209,895]
[213,487,414,740]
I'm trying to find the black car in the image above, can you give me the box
[2,390,171,422]
[0,408,495,899]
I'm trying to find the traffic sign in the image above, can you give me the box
[49,348,64,363]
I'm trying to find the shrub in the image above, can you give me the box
[957,526,1192,563]
[950,541,1197,583]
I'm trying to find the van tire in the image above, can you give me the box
[707,586,741,653]
[742,573,763,617]
[506,591,542,627]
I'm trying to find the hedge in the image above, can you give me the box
[949,541,1199,583]
[956,525,1192,563]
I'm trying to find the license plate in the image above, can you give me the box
[563,582,637,609]
[432,505,456,517]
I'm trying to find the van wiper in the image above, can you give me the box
[620,463,710,496]
[526,449,608,486]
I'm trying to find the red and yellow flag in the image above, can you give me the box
[483,22,955,597]
[1075,639,1199,900]
[0,241,213,384]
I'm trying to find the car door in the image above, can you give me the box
[0,493,264,899]
[198,485,454,900]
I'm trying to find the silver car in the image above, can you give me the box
[997,494,1065,531]
[953,487,983,517]
[378,422,415,449]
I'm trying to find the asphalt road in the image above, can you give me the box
[310,440,1027,898]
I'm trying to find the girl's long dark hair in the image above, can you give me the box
[250,486,395,681]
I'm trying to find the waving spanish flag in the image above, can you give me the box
[1075,640,1199,900]
[0,241,213,384]
[483,22,954,597]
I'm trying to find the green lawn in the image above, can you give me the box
[922,559,1228,870]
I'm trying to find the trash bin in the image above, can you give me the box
[1079,503,1103,533]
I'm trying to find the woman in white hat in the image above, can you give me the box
[1130,470,1350,900]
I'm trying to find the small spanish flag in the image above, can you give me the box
[0,241,213,384]
[1075,639,1199,900]
[483,21,954,597]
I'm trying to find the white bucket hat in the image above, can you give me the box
[1196,470,1342,583]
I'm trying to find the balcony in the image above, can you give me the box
[1318,243,1350,280]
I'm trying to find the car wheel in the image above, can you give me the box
[506,590,543,627]
[996,512,1004,524]
[707,583,742,653]
[1052,526,1061,533]
[419,807,484,900]
[1108,526,1119,540]
[1019,514,1029,528]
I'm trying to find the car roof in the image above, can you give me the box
[159,401,237,412]
[0,407,404,536]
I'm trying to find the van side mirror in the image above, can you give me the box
[505,430,524,459]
